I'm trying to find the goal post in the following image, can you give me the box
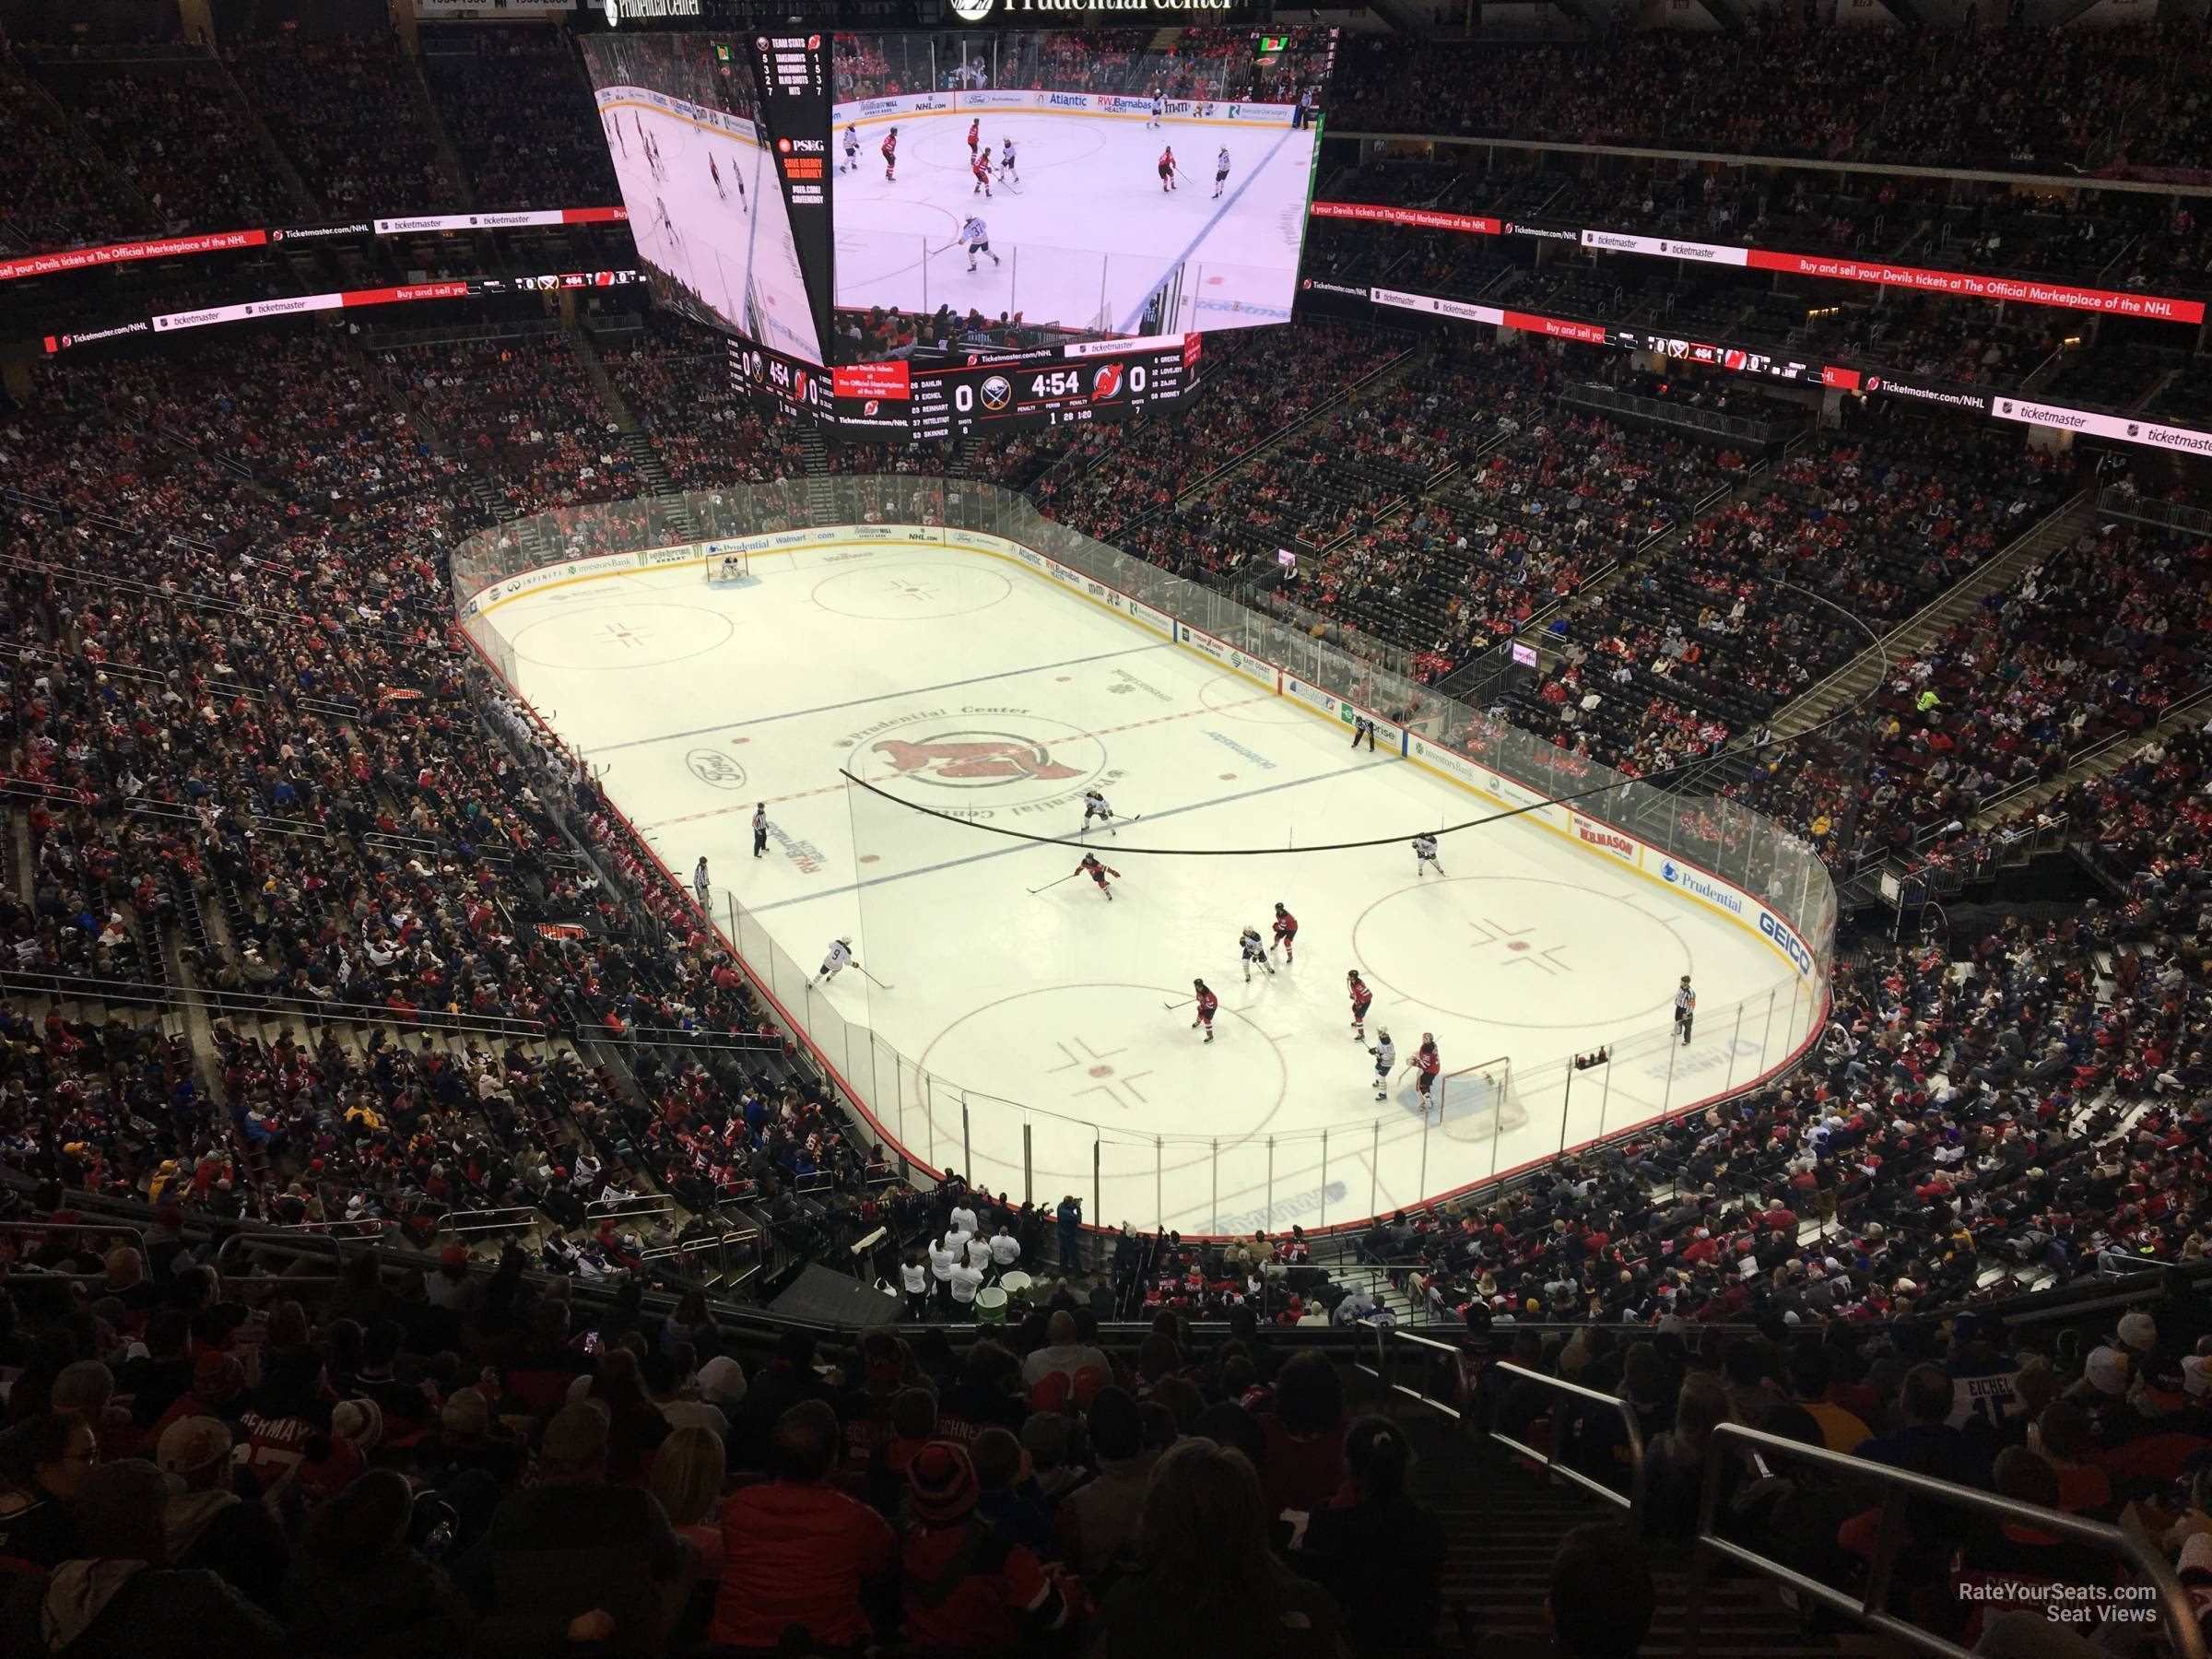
[703,546,751,584]
[1433,1057,1526,1140]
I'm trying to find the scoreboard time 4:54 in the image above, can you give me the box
[830,333,1201,440]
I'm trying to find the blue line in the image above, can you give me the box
[754,751,1401,914]
[1118,124,1301,335]
[589,641,1171,754]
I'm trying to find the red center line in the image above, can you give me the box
[633,692,1273,832]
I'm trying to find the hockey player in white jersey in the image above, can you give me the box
[1147,90,1165,128]
[961,216,1002,274]
[999,136,1018,182]
[813,937,856,985]
[1213,145,1230,199]
[1239,926,1275,982]
[1413,833,1444,877]
[1078,790,1115,834]
[841,124,860,174]
[1369,1029,1397,1100]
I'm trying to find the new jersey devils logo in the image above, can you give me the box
[873,735,1080,784]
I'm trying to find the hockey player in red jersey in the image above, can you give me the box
[1347,971,1372,1040]
[967,117,981,156]
[1158,147,1177,192]
[970,151,993,196]
[1270,901,1298,963]
[1415,1033,1441,1112]
[881,126,899,182]
[1191,979,1218,1041]
[1077,852,1118,900]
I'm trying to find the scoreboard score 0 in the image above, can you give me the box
[907,335,1198,437]
[731,334,1200,441]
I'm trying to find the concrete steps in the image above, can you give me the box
[1766,491,2100,745]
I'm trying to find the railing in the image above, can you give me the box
[1486,1360,1645,1514]
[2095,486,2212,540]
[1558,381,1809,448]
[1686,1422,2204,1659]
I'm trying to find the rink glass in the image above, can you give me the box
[453,480,1843,1239]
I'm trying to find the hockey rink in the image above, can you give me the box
[830,109,1315,336]
[481,545,1818,1235]
[599,89,824,365]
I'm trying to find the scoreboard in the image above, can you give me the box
[732,333,1200,441]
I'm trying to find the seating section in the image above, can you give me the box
[422,27,618,210]
[228,33,462,216]
[1332,23,2211,180]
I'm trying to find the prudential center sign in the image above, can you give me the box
[946,0,1238,17]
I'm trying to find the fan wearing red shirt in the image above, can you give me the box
[712,1401,894,1649]
[900,1441,1073,1651]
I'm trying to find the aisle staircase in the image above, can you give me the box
[573,328,696,542]
[1765,491,2099,744]
[1385,1394,1841,1659]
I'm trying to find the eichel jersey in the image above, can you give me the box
[822,940,853,970]
[1372,1037,1397,1068]
[1414,835,1440,858]
[1944,1358,2027,1431]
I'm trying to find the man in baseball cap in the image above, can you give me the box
[157,1417,286,1606]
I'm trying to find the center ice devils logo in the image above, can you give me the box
[873,733,1079,784]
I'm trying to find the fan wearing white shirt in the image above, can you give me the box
[928,1236,960,1316]
[947,1257,986,1312]
[988,1227,1021,1268]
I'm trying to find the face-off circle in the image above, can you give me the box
[809,560,1013,622]
[839,708,1112,807]
[1354,876,1689,1030]
[508,600,735,672]
[912,982,1290,1191]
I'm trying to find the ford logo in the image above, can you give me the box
[686,749,749,791]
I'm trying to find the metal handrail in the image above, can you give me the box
[0,1219,147,1256]
[1487,1359,1645,1514]
[1685,1422,2205,1659]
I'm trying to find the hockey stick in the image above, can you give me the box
[1027,872,1082,896]
[1161,996,1194,1011]
[855,965,895,991]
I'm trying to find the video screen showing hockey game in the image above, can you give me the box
[830,29,1333,364]
[583,31,824,366]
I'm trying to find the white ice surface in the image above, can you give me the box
[602,98,824,365]
[831,110,1314,336]
[488,547,1814,1234]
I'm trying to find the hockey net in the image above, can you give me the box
[1432,1057,1527,1140]
[703,548,751,584]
